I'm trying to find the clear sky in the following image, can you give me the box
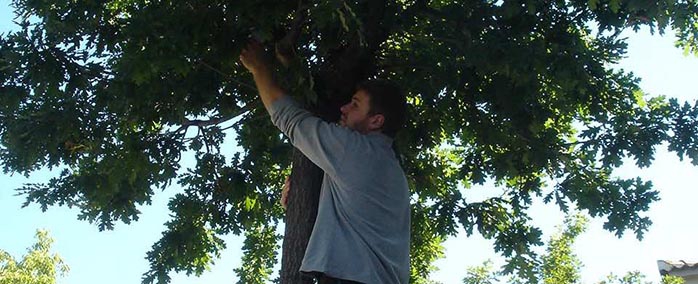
[1,1,697,283]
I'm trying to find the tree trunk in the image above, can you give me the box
[280,149,324,284]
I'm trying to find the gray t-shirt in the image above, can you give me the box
[269,96,411,284]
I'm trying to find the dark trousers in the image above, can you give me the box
[317,274,363,284]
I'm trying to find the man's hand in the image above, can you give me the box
[238,40,284,111]
[239,40,270,76]
[281,176,291,210]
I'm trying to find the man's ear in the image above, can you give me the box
[369,114,385,131]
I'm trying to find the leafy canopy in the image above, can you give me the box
[1,0,698,283]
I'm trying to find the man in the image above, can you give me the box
[239,40,410,284]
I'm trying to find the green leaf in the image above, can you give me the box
[610,0,621,13]
[588,0,599,10]
[337,9,349,32]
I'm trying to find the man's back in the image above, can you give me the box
[270,97,411,283]
[302,132,410,284]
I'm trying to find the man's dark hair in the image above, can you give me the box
[357,79,407,138]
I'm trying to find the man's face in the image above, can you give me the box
[339,90,384,134]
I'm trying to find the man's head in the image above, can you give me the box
[339,79,406,138]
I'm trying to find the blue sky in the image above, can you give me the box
[1,1,697,283]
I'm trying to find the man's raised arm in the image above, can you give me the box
[239,40,285,112]
[237,40,350,178]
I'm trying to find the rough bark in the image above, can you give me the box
[280,149,324,284]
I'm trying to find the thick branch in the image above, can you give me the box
[166,100,261,136]
[276,0,308,67]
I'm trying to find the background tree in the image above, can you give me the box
[1,0,698,283]
[462,260,499,284]
[598,272,685,284]
[0,230,69,284]
[462,214,685,284]
[540,214,587,284]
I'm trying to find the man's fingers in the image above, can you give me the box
[243,40,260,54]
[281,176,290,209]
[239,39,268,73]
[248,39,262,49]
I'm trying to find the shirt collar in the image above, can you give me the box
[368,131,394,145]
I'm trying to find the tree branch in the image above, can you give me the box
[165,100,261,136]
[276,0,308,67]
